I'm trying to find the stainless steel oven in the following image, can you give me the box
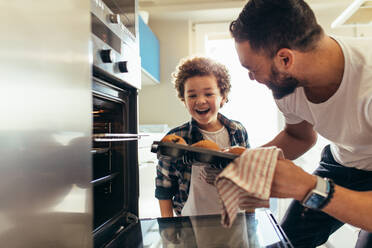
[91,0,140,90]
[90,0,142,247]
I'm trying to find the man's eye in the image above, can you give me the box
[188,95,196,98]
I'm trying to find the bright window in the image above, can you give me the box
[205,38,279,147]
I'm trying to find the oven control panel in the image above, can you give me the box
[91,0,141,89]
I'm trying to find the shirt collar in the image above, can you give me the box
[187,113,237,141]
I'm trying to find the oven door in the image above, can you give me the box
[91,76,140,247]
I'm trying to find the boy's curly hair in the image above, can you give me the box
[173,57,231,102]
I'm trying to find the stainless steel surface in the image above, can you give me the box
[94,133,146,137]
[94,137,140,142]
[93,133,147,142]
[109,13,121,24]
[91,2,141,239]
[102,0,138,36]
[91,0,141,89]
[0,1,92,247]
[91,173,120,186]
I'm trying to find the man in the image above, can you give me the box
[230,0,372,247]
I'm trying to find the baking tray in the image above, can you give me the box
[151,141,239,169]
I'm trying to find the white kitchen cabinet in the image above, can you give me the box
[138,131,167,218]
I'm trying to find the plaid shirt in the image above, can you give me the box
[155,113,250,215]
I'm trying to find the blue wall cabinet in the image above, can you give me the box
[139,15,160,85]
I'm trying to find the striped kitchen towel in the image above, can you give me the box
[199,166,222,185]
[215,147,284,227]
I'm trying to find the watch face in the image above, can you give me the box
[304,193,325,209]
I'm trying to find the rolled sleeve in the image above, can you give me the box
[242,128,250,148]
[155,157,178,200]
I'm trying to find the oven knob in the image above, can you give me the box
[118,61,129,73]
[100,49,115,63]
[109,14,120,24]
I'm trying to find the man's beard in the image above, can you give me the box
[267,65,300,99]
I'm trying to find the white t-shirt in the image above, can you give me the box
[181,126,230,216]
[275,36,372,171]
[199,126,231,150]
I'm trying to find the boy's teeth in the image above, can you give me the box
[196,109,209,114]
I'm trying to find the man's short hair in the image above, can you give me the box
[230,0,324,57]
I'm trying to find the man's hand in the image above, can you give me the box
[270,159,316,201]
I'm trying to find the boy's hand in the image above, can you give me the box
[159,199,174,217]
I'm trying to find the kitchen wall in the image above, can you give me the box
[138,19,191,128]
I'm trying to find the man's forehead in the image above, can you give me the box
[235,41,268,64]
[235,41,256,66]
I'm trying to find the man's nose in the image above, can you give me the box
[249,72,265,85]
[248,71,255,81]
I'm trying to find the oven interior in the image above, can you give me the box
[92,78,127,229]
[92,75,139,247]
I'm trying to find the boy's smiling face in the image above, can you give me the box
[183,75,226,131]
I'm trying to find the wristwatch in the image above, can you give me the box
[301,176,334,210]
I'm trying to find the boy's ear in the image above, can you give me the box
[220,97,227,108]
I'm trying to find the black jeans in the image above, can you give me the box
[281,145,372,248]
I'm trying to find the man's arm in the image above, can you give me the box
[323,186,372,232]
[159,199,174,217]
[263,120,317,160]
[271,159,372,232]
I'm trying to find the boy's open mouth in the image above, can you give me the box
[195,109,210,115]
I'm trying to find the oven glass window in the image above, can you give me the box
[92,88,128,230]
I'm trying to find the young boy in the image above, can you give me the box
[155,57,250,217]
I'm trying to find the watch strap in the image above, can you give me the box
[301,176,334,210]
[318,178,335,209]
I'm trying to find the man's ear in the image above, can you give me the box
[274,48,294,71]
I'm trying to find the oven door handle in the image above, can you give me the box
[93,133,148,142]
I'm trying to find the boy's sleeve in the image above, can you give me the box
[243,127,250,148]
[234,121,250,148]
[155,155,178,200]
